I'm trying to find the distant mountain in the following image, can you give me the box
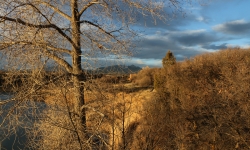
[95,65,141,74]
[43,64,142,74]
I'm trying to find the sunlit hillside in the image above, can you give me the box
[38,48,250,149]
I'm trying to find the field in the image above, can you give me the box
[39,75,155,149]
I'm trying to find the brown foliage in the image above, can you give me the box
[143,48,250,149]
[131,67,158,87]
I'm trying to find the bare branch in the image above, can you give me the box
[42,50,73,73]
[0,16,47,28]
[0,41,71,54]
[5,2,53,24]
[38,1,71,21]
[79,0,99,17]
[46,45,72,54]
[79,20,116,39]
[0,16,75,48]
[0,41,73,73]
[25,3,52,24]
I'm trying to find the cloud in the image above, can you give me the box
[196,16,205,22]
[213,20,250,35]
[195,15,211,23]
[169,29,217,46]
[133,30,213,60]
[134,7,200,30]
[202,43,228,50]
[242,44,250,49]
[124,58,162,67]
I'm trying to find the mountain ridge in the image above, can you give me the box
[96,65,142,74]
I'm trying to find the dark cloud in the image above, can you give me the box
[133,32,207,61]
[202,43,228,50]
[213,20,250,35]
[134,7,199,30]
[128,1,250,67]
[133,38,177,59]
[169,30,218,46]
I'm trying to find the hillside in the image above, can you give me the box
[4,48,250,149]
[145,48,250,149]
[95,65,142,74]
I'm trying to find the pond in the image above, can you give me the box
[0,93,46,150]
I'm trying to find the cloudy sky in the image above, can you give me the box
[125,0,250,67]
[1,0,249,69]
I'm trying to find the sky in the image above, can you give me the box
[1,0,250,70]
[125,0,250,68]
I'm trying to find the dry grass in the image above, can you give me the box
[144,48,250,149]
[35,48,250,149]
[39,81,154,149]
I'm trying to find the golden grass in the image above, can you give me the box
[42,83,154,149]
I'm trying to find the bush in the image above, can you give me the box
[99,75,120,83]
[153,68,167,91]
[132,67,158,87]
[143,48,250,149]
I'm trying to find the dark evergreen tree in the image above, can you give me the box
[162,50,176,69]
[154,50,176,91]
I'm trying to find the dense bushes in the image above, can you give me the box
[129,66,158,87]
[142,48,250,149]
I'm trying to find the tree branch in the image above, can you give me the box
[79,20,116,39]
[39,1,71,21]
[0,16,76,48]
[79,20,126,49]
[46,45,71,54]
[7,2,52,24]
[0,41,73,73]
[79,0,99,17]
[0,41,71,54]
[43,50,73,73]
[26,3,52,24]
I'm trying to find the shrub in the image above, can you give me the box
[99,75,119,83]
[153,69,166,91]
[143,48,250,149]
[132,67,158,87]
[153,50,176,92]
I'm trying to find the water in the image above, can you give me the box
[0,93,46,150]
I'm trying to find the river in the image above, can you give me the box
[0,93,46,150]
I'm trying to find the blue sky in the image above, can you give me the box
[125,0,250,67]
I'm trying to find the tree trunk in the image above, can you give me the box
[71,0,87,134]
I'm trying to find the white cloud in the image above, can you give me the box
[241,44,250,49]
[196,16,205,22]
[134,59,144,64]
[169,29,207,36]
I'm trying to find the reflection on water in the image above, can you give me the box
[0,93,46,150]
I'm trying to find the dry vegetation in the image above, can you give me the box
[30,74,154,149]
[33,48,250,149]
[143,48,250,149]
[2,48,250,149]
[129,66,159,87]
[0,0,210,149]
[0,0,167,149]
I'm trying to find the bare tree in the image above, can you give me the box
[0,0,198,149]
